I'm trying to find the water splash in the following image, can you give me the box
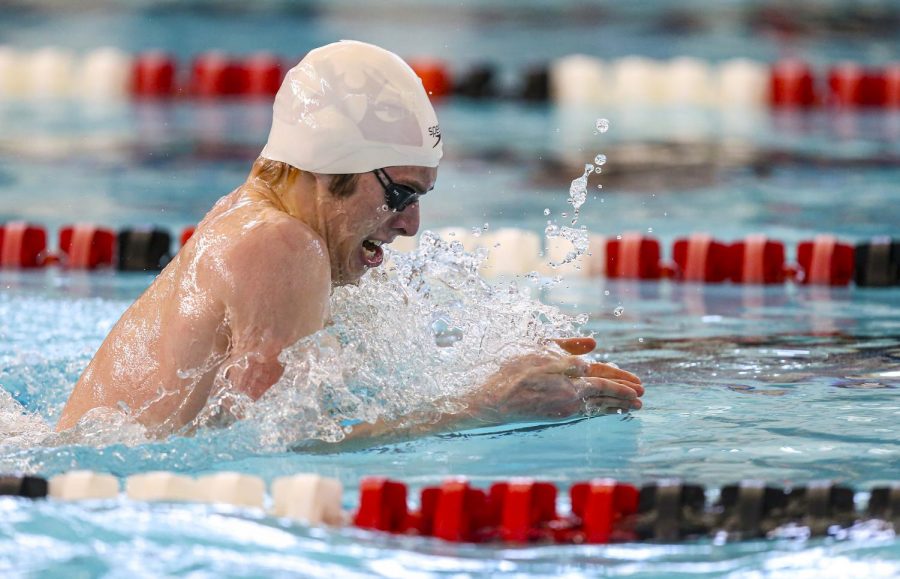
[544,155,598,270]
[568,163,594,218]
[186,232,586,450]
[0,236,586,470]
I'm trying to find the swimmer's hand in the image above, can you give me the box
[309,339,642,452]
[473,350,643,424]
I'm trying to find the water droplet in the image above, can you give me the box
[604,290,610,296]
[596,118,610,133]
[561,212,568,217]
[613,306,624,317]
[543,208,550,216]
[482,223,489,230]
[638,337,644,343]
[647,227,653,233]
[616,234,622,240]
[594,154,607,166]
[567,164,593,220]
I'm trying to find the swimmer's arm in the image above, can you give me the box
[215,220,331,401]
[304,341,643,452]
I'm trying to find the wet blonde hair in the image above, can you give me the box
[250,157,360,198]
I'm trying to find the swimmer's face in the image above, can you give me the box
[319,165,437,285]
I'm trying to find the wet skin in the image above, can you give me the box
[57,163,643,441]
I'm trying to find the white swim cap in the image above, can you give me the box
[260,40,442,174]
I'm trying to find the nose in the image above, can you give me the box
[390,202,420,237]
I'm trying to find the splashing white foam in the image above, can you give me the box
[196,231,586,449]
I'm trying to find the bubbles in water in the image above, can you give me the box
[647,227,653,233]
[543,208,550,216]
[613,306,624,317]
[594,154,607,166]
[471,227,481,238]
[604,290,610,296]
[596,118,610,133]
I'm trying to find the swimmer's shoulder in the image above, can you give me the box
[223,207,330,287]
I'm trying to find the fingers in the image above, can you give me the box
[585,363,643,394]
[553,337,596,356]
[576,377,643,404]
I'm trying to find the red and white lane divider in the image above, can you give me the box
[0,222,897,286]
[3,472,897,545]
[0,46,898,107]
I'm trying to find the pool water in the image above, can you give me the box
[2,1,900,576]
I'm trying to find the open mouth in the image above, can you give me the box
[361,239,384,267]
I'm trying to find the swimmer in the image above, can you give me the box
[57,41,643,441]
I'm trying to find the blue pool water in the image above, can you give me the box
[2,2,900,576]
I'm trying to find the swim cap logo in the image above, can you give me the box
[428,125,441,148]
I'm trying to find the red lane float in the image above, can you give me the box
[796,235,855,286]
[242,53,283,97]
[409,59,452,99]
[886,63,900,108]
[570,479,639,543]
[770,59,816,107]
[420,479,492,542]
[491,480,558,542]
[353,477,409,533]
[607,233,662,280]
[672,234,729,282]
[191,52,245,98]
[132,52,177,98]
[828,62,868,107]
[0,222,47,268]
[180,226,196,247]
[728,234,786,284]
[59,224,116,270]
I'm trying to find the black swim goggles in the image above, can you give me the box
[372,168,423,213]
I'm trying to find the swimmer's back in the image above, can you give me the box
[57,187,331,435]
